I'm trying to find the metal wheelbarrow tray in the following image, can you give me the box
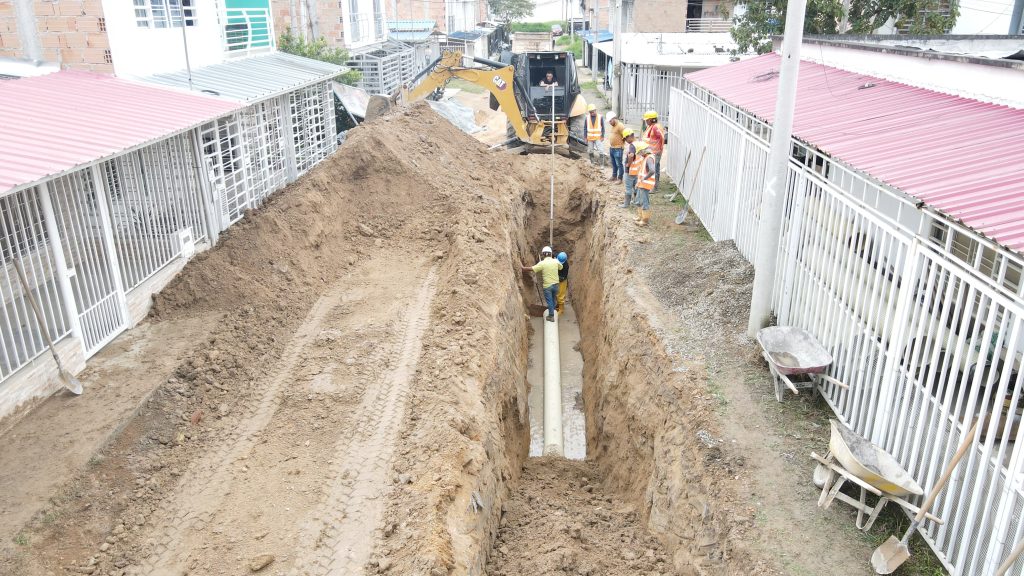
[756,326,848,402]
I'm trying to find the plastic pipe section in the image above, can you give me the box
[543,310,563,456]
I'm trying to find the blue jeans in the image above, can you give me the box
[609,147,623,179]
[653,152,662,189]
[543,283,559,318]
[623,175,636,206]
[636,186,650,210]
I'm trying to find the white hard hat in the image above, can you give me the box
[541,246,552,254]
[606,111,617,121]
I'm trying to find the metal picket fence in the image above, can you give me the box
[668,84,1024,576]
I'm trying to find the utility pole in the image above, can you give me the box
[839,0,851,33]
[746,0,808,337]
[612,0,624,116]
[591,2,601,76]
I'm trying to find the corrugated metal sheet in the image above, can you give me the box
[687,53,1024,251]
[389,19,435,31]
[0,71,241,196]
[145,52,344,103]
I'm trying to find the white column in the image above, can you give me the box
[280,95,300,182]
[13,0,41,62]
[39,182,82,343]
[746,0,808,337]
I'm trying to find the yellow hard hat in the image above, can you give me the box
[634,141,650,153]
[643,110,658,120]
[587,104,597,111]
[621,128,634,138]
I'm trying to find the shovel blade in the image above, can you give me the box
[871,536,910,574]
[60,372,83,395]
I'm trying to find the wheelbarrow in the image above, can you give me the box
[811,419,941,532]
[756,326,848,402]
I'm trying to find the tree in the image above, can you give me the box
[278,28,362,85]
[488,0,536,23]
[731,0,958,54]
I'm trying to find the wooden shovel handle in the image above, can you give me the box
[995,536,1024,576]
[915,420,979,522]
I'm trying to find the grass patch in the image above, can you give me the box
[13,532,28,546]
[447,78,486,94]
[853,504,948,575]
[581,80,598,91]
[555,34,583,59]
[509,21,564,32]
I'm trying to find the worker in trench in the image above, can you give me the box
[585,104,605,165]
[642,110,666,190]
[633,142,656,227]
[555,251,569,315]
[521,246,563,322]
[620,128,639,208]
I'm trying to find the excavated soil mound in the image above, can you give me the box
[487,458,670,576]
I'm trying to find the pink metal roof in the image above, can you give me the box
[687,53,1024,252]
[0,71,241,195]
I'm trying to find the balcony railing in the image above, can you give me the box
[349,12,387,44]
[684,18,732,33]
[224,8,275,56]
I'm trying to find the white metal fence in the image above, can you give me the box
[620,64,687,126]
[0,86,338,398]
[669,84,1024,576]
[684,18,732,32]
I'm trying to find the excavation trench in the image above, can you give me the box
[1,106,761,576]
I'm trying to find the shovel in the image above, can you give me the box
[871,420,978,574]
[12,257,83,395]
[675,148,707,225]
[996,535,1024,576]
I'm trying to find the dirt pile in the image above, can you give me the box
[487,457,670,576]
[1,103,595,576]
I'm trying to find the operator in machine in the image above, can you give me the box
[539,70,559,88]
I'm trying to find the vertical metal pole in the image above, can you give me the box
[39,182,82,343]
[550,86,555,248]
[746,0,807,336]
[1011,0,1024,34]
[190,128,222,245]
[611,0,622,115]
[180,22,193,91]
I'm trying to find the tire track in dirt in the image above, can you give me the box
[291,269,437,576]
[127,282,353,576]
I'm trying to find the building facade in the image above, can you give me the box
[270,0,387,50]
[1,0,112,73]
[390,0,486,32]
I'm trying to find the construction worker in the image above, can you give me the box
[620,128,638,208]
[521,246,562,322]
[585,104,605,165]
[606,112,625,182]
[642,110,665,189]
[555,251,569,314]
[634,142,656,227]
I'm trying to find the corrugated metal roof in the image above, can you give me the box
[448,30,487,41]
[580,29,613,43]
[389,30,433,42]
[0,71,240,195]
[145,52,344,103]
[389,19,435,31]
[687,53,1024,252]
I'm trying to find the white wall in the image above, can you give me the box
[802,43,1024,109]
[953,0,1015,34]
[342,0,388,50]
[103,0,228,78]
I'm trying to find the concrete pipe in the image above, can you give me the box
[543,310,563,456]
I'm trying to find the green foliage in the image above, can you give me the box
[731,0,958,54]
[555,33,583,58]
[278,28,362,85]
[489,0,537,24]
[509,20,561,32]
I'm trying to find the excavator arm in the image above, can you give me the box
[402,51,535,142]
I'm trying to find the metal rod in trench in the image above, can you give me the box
[549,83,555,247]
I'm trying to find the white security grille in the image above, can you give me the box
[240,100,288,206]
[0,188,70,382]
[49,170,127,355]
[200,117,248,228]
[102,132,210,291]
[290,82,337,174]
[668,83,1024,576]
[620,64,687,126]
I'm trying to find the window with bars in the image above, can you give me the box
[134,0,197,28]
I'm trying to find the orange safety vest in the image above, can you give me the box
[586,114,602,142]
[644,123,664,154]
[628,146,644,176]
[637,156,656,190]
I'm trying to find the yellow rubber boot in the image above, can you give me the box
[633,206,642,222]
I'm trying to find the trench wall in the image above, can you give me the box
[570,201,758,575]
